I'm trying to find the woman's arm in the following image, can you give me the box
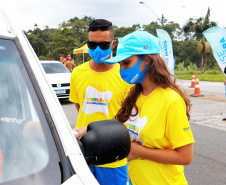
[128,142,193,165]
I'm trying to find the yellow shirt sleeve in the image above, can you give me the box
[166,99,195,149]
[69,71,79,103]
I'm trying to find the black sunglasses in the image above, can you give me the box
[87,40,112,50]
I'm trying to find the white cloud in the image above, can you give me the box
[0,0,225,31]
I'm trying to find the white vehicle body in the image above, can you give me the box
[0,7,98,185]
[40,60,71,99]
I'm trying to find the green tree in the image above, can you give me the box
[183,8,217,73]
[114,26,136,38]
[26,33,44,57]
[143,21,161,36]
[173,39,201,67]
[113,26,137,56]
[143,21,180,39]
[132,24,141,30]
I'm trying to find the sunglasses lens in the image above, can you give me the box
[99,42,111,50]
[87,41,111,50]
[87,41,98,49]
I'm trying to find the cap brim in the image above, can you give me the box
[104,54,132,65]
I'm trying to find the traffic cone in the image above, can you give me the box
[191,75,204,97]
[189,73,196,88]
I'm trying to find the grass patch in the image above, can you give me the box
[175,70,225,82]
[175,70,222,75]
[175,75,225,82]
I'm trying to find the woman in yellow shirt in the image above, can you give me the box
[105,30,195,185]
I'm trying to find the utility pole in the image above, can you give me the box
[139,2,185,30]
[161,14,164,29]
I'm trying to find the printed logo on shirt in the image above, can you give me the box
[87,98,107,106]
[82,86,112,115]
[183,127,191,132]
[124,109,147,144]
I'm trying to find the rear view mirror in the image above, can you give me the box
[79,119,131,166]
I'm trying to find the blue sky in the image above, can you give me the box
[1,0,225,31]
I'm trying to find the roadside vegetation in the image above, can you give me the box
[175,62,225,82]
[175,73,225,82]
[24,8,226,80]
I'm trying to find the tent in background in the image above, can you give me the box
[73,44,89,63]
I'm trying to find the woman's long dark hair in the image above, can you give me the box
[115,54,191,123]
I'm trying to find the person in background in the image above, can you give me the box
[60,54,66,64]
[67,54,75,65]
[64,57,76,72]
[67,54,71,58]
[105,30,195,185]
[48,58,51,61]
[69,19,131,185]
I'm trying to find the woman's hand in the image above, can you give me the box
[128,142,142,161]
[73,126,87,140]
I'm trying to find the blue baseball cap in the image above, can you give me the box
[105,30,160,64]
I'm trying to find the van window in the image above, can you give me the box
[0,39,61,184]
[41,63,70,74]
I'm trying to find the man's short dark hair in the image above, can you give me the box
[224,67,226,75]
[88,19,114,39]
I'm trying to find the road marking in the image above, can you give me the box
[199,96,226,101]
[191,119,226,132]
[187,94,226,102]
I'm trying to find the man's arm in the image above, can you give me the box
[75,103,80,112]
[72,103,87,139]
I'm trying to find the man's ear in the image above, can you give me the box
[112,40,117,50]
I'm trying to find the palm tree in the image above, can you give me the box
[183,7,217,74]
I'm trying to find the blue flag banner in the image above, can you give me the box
[203,27,226,73]
[156,29,174,75]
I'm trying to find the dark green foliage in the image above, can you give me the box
[182,7,218,41]
[173,40,201,67]
[25,14,218,70]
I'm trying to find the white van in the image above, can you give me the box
[40,60,71,99]
[0,8,130,185]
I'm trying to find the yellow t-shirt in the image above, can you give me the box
[69,61,131,168]
[124,87,195,185]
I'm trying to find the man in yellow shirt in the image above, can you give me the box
[69,19,131,185]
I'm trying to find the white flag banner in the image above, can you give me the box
[156,29,174,75]
[203,27,226,73]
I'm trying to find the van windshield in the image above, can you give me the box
[0,39,61,184]
[41,63,70,74]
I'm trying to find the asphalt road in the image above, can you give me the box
[60,79,226,185]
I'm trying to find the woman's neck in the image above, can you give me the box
[141,78,158,96]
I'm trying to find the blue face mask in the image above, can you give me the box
[89,45,112,64]
[120,58,148,84]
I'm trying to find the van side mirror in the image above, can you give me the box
[79,119,131,166]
